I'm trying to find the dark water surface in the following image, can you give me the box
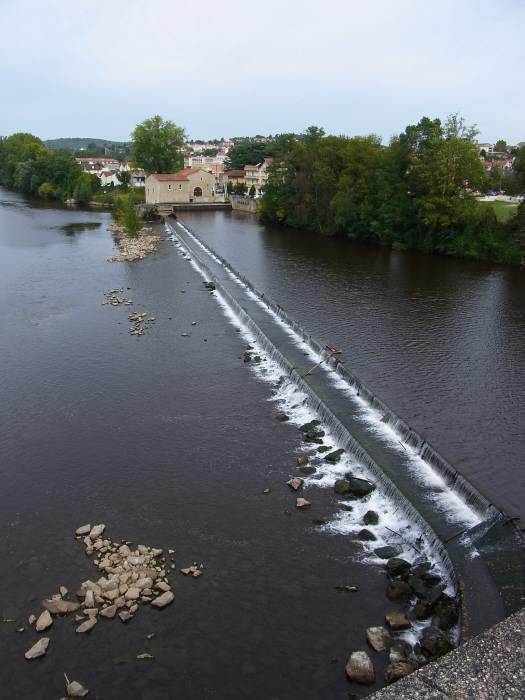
[180,211,525,521]
[0,190,398,699]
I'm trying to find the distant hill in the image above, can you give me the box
[45,137,131,151]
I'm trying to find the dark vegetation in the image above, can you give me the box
[258,117,525,264]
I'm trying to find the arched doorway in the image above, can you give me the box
[193,187,203,198]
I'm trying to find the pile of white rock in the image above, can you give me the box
[24,523,181,662]
[108,226,160,262]
[73,523,175,624]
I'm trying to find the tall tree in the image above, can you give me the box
[131,115,186,174]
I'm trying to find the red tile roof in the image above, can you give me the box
[150,168,202,182]
[224,170,245,178]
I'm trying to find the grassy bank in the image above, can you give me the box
[479,200,519,223]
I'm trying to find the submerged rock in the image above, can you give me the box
[297,454,309,466]
[295,497,311,509]
[366,626,391,653]
[357,529,377,542]
[345,651,375,684]
[275,412,290,422]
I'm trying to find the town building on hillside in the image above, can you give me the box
[243,158,273,194]
[129,170,146,187]
[145,168,220,204]
[99,171,120,187]
[222,169,246,189]
[75,157,121,171]
[184,155,225,181]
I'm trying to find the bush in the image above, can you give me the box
[38,182,55,199]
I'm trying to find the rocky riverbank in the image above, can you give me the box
[107,223,160,262]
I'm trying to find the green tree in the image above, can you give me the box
[116,195,142,238]
[495,139,507,152]
[233,181,247,195]
[38,182,55,198]
[512,146,525,193]
[225,138,268,170]
[249,185,256,197]
[131,115,186,173]
[116,170,131,191]
[73,173,99,205]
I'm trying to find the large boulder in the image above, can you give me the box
[366,626,391,653]
[385,558,411,578]
[385,610,411,631]
[420,627,454,658]
[334,479,351,495]
[363,510,379,525]
[346,476,376,498]
[299,420,321,433]
[345,651,375,684]
[324,449,345,464]
[385,660,418,683]
[386,580,412,602]
[434,594,460,630]
[374,545,402,560]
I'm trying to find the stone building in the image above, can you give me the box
[145,168,218,204]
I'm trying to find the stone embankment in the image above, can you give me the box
[108,223,160,262]
[371,607,525,699]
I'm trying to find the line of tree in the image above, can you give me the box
[0,132,101,204]
[259,117,525,264]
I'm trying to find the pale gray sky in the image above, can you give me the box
[1,0,524,143]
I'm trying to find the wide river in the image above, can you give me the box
[181,210,525,522]
[0,190,522,700]
[0,189,421,700]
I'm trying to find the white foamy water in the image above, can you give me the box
[174,222,483,530]
[167,223,456,597]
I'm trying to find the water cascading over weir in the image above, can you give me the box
[166,218,525,640]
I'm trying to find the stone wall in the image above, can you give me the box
[230,195,257,214]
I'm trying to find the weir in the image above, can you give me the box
[167,218,525,640]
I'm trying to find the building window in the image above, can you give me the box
[168,184,171,189]
[193,187,203,197]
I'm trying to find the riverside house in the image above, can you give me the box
[145,168,218,205]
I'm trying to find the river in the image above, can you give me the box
[180,210,525,522]
[0,190,521,699]
[0,189,417,700]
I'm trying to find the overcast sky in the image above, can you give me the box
[1,0,524,144]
